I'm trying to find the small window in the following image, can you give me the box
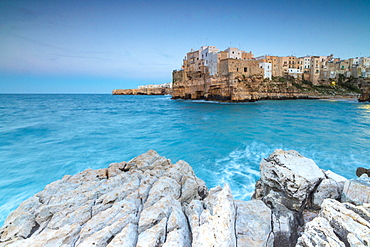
[244,67,248,72]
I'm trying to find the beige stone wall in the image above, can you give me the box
[242,51,254,60]
[219,59,263,77]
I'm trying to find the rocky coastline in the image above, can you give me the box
[112,88,171,96]
[1,150,369,246]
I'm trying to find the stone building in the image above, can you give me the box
[219,59,264,77]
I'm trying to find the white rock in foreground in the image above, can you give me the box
[1,149,369,247]
[342,174,370,205]
[297,199,370,247]
[0,150,274,247]
[0,150,207,247]
[259,149,325,211]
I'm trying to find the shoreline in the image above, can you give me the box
[1,150,369,246]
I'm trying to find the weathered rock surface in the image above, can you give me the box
[0,150,274,247]
[342,174,370,205]
[0,150,207,246]
[253,149,365,247]
[1,149,370,247]
[297,199,370,247]
[257,149,326,212]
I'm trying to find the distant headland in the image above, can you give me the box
[113,45,370,102]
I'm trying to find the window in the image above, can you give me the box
[244,67,248,72]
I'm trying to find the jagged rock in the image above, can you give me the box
[311,170,347,210]
[356,167,370,177]
[185,184,237,247]
[304,199,370,247]
[342,174,370,205]
[259,149,325,211]
[0,150,206,247]
[235,200,273,246]
[296,217,345,247]
[324,170,347,189]
[2,149,369,247]
[271,202,300,247]
[311,178,341,210]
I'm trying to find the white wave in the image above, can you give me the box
[204,141,288,201]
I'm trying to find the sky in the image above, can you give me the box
[0,0,369,93]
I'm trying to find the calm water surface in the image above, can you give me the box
[0,94,369,225]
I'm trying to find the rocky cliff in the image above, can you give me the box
[172,71,360,102]
[1,150,369,247]
[358,78,370,102]
[112,88,172,95]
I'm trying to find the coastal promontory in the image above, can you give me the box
[1,150,369,246]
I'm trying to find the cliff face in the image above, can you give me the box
[1,150,370,247]
[172,70,360,102]
[112,88,172,95]
[358,78,370,102]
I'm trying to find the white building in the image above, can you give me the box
[259,62,272,80]
[225,47,243,59]
[287,68,302,79]
[201,46,219,75]
[303,56,311,69]
[360,57,370,68]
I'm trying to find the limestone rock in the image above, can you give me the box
[324,170,347,191]
[319,199,370,246]
[0,150,206,247]
[311,178,341,210]
[259,149,325,211]
[185,184,237,247]
[235,200,273,247]
[297,198,370,247]
[2,149,369,247]
[342,174,370,205]
[271,202,300,247]
[296,217,345,247]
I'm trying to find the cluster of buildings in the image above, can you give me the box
[138,83,171,89]
[180,46,370,85]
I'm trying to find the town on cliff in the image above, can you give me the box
[113,45,370,102]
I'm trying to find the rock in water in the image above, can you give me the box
[356,167,370,177]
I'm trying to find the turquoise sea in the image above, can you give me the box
[1,94,370,225]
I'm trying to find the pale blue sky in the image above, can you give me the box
[1,0,369,93]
